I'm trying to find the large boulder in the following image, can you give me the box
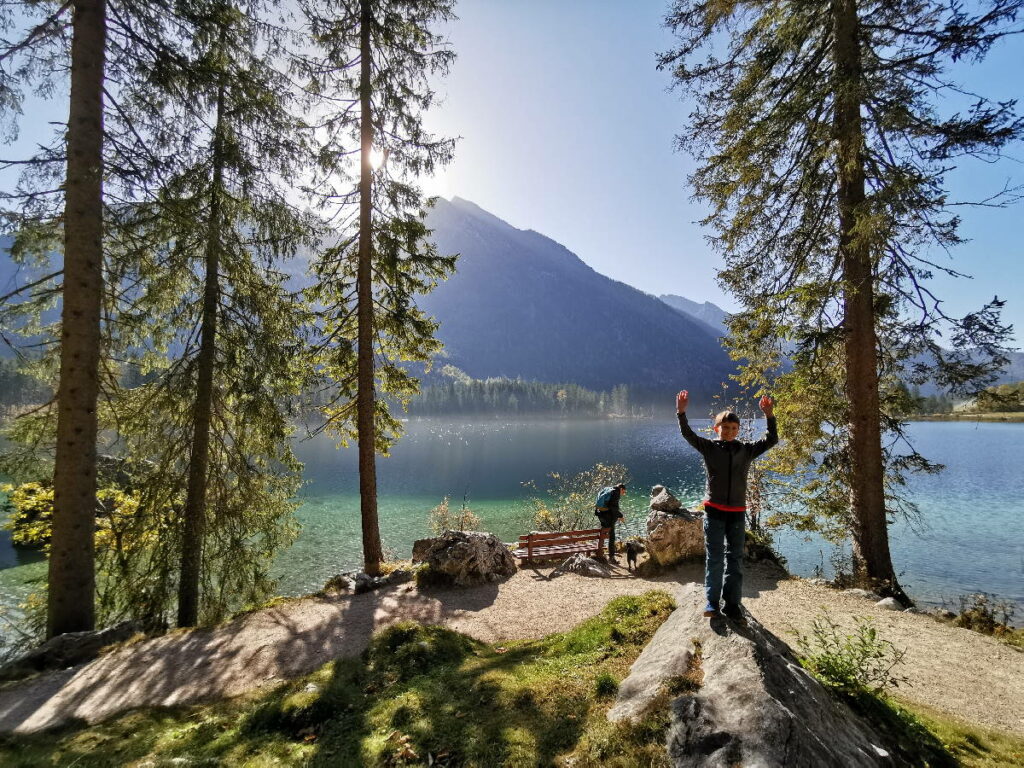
[411,537,434,563]
[610,584,895,767]
[646,508,704,566]
[411,530,517,587]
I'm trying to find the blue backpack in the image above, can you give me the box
[594,486,617,512]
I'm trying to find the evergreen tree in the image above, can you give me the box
[0,0,109,636]
[49,0,106,637]
[106,0,314,627]
[301,0,457,576]
[2,0,314,631]
[661,0,1021,598]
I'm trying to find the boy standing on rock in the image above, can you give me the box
[675,390,778,622]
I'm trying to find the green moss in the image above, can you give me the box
[0,591,677,767]
[593,672,618,698]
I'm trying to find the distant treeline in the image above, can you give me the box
[905,384,955,414]
[409,375,641,417]
[900,381,1024,415]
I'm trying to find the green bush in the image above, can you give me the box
[523,462,630,532]
[794,610,907,694]
[953,593,1013,634]
[427,495,481,534]
[949,593,1024,649]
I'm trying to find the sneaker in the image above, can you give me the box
[702,603,720,618]
[722,603,746,623]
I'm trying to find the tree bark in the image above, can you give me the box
[357,0,383,576]
[831,0,907,602]
[47,0,106,638]
[177,70,227,627]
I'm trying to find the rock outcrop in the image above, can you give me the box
[322,569,412,595]
[645,486,704,566]
[650,484,684,513]
[0,621,141,681]
[410,530,517,587]
[550,553,612,578]
[610,584,896,768]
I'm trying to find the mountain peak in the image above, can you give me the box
[439,196,519,234]
[419,197,736,396]
[660,294,729,335]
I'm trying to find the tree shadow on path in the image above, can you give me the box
[0,559,788,735]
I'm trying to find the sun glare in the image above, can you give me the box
[369,148,386,170]
[420,168,453,199]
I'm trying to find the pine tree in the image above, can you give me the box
[661,0,1021,598]
[2,1,313,631]
[106,0,314,627]
[301,0,457,576]
[48,0,106,637]
[0,0,109,637]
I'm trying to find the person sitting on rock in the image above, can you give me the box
[675,390,778,622]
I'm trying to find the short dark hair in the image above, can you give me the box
[615,482,627,490]
[713,410,740,428]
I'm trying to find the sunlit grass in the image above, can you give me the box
[5,588,1017,767]
[0,591,677,767]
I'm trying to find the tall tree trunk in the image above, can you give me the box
[357,0,383,576]
[177,73,227,627]
[47,0,106,638]
[832,0,907,602]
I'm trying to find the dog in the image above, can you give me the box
[625,541,641,571]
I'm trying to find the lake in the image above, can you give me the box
[2,418,1023,636]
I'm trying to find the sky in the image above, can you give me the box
[2,1,1022,342]
[421,0,1024,344]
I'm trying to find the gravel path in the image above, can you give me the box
[0,562,1020,736]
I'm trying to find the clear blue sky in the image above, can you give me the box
[422,0,1024,344]
[3,2,1021,343]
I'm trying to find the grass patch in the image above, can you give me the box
[843,694,1024,768]
[894,699,1024,768]
[794,608,1024,767]
[0,591,676,767]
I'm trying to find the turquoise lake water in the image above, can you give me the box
[2,418,1023,636]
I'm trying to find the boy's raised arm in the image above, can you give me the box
[750,395,779,457]
[676,390,712,455]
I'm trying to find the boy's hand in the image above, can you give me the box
[759,395,774,417]
[676,390,689,414]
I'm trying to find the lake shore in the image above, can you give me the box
[909,412,1024,422]
[4,418,1023,654]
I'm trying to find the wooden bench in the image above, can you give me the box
[513,527,608,564]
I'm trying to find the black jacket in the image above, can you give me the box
[678,413,778,509]
[596,486,624,523]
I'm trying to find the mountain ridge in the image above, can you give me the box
[418,197,736,400]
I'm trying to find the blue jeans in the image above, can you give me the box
[704,509,745,607]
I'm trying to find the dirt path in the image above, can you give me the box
[0,562,1020,736]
